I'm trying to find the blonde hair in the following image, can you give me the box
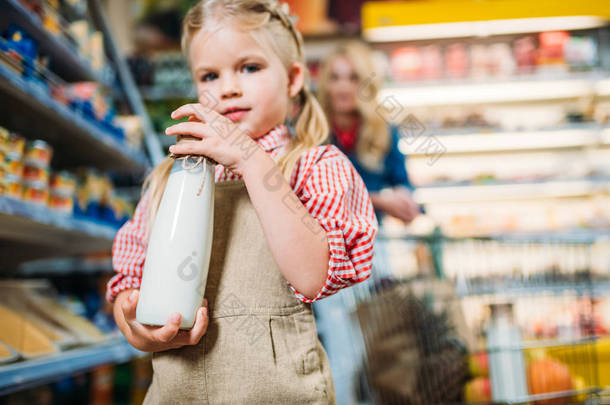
[317,40,390,172]
[142,0,329,235]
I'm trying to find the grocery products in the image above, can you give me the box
[528,357,572,405]
[487,303,528,402]
[468,352,489,377]
[22,164,49,183]
[390,47,423,81]
[463,377,491,403]
[445,43,469,79]
[384,32,599,84]
[24,139,53,168]
[0,305,58,358]
[0,342,18,364]
[4,154,23,178]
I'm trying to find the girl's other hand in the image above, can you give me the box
[114,289,209,353]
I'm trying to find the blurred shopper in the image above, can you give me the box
[317,40,420,225]
[312,40,421,405]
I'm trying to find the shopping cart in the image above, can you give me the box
[316,230,610,405]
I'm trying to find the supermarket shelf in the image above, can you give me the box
[0,62,148,172]
[0,337,144,396]
[379,73,610,107]
[1,0,111,85]
[379,228,610,243]
[18,256,113,275]
[413,178,610,204]
[456,280,610,298]
[401,126,609,156]
[0,196,117,267]
[480,228,610,243]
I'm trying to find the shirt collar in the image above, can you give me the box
[254,124,290,153]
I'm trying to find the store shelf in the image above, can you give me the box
[456,279,610,297]
[1,0,111,85]
[379,73,610,108]
[0,337,144,396]
[18,256,113,275]
[380,228,610,243]
[413,178,610,204]
[0,62,148,172]
[482,228,610,243]
[401,126,609,156]
[0,196,117,267]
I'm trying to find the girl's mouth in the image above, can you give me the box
[222,108,250,122]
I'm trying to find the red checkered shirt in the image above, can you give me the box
[106,125,378,304]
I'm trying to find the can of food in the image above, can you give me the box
[4,154,23,178]
[23,164,49,184]
[0,126,8,155]
[8,133,25,159]
[24,140,53,168]
[49,191,74,213]
[4,175,23,200]
[22,180,49,206]
[50,171,77,195]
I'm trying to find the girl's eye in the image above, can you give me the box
[242,63,261,73]
[349,73,359,82]
[200,72,218,82]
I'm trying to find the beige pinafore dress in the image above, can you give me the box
[143,179,337,404]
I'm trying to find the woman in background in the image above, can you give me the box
[317,40,420,226]
[312,40,421,404]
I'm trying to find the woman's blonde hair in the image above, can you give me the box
[142,0,329,236]
[317,40,390,172]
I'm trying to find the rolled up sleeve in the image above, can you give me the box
[288,145,379,303]
[106,191,150,303]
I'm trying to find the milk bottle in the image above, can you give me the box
[137,137,215,329]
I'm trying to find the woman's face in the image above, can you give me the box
[326,56,359,115]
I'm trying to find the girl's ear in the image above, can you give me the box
[287,62,305,98]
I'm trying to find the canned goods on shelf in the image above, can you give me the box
[50,171,77,196]
[7,133,25,159]
[22,180,49,206]
[22,164,49,184]
[0,126,8,155]
[4,154,23,178]
[49,192,74,214]
[24,140,53,168]
[3,175,23,200]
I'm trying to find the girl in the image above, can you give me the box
[106,1,377,404]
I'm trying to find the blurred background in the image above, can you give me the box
[0,0,609,404]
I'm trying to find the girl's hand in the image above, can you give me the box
[114,289,209,353]
[165,103,259,176]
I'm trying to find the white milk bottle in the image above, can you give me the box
[136,136,215,329]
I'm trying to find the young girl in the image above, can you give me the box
[106,1,377,403]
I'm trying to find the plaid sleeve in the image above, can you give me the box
[105,190,151,303]
[288,145,379,303]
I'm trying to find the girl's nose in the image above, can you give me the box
[220,75,242,99]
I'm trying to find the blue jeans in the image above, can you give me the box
[313,239,393,405]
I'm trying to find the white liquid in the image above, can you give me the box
[487,313,528,402]
[136,157,215,329]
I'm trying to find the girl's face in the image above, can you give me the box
[189,24,303,139]
[326,56,359,115]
